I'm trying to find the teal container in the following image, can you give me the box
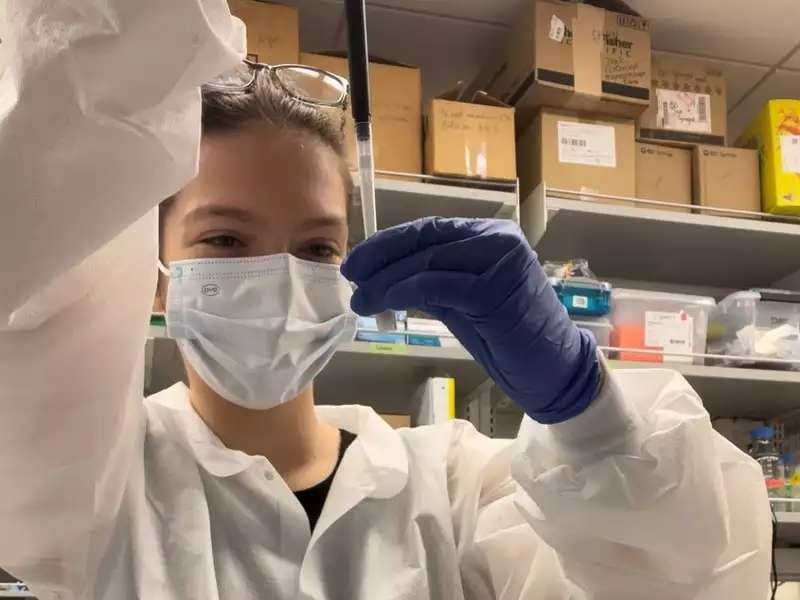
[549,277,612,317]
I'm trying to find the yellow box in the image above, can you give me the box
[737,99,800,216]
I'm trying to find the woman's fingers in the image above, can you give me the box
[351,270,480,315]
[342,217,522,283]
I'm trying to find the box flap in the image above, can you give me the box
[470,91,512,108]
[435,81,468,101]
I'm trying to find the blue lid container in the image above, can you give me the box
[549,277,612,317]
[751,426,775,441]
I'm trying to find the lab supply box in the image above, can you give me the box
[517,108,636,200]
[637,53,727,146]
[550,278,611,317]
[301,53,423,175]
[610,289,715,364]
[228,0,299,64]
[425,94,516,181]
[635,142,692,212]
[480,0,651,130]
[708,289,800,367]
[574,318,613,348]
[737,99,800,216]
[692,146,761,216]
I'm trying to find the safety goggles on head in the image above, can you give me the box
[206,60,350,109]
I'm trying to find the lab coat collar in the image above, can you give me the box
[146,384,409,498]
[316,404,409,499]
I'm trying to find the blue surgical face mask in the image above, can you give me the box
[158,253,357,410]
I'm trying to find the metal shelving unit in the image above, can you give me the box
[145,335,800,423]
[520,184,800,290]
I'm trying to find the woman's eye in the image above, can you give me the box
[200,235,244,249]
[305,243,341,261]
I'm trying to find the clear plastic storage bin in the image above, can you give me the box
[708,289,800,368]
[610,289,715,364]
[574,318,613,348]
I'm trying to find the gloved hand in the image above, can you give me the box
[341,217,601,424]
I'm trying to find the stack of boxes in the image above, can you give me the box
[228,0,799,216]
[227,0,520,187]
[479,0,800,219]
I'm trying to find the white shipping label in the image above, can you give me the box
[780,135,800,174]
[572,296,589,309]
[557,121,617,168]
[656,89,712,133]
[549,14,566,42]
[645,311,694,358]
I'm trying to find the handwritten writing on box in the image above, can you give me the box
[440,107,512,134]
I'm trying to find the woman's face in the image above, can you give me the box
[160,122,349,271]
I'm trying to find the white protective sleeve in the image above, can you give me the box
[514,369,771,598]
[456,368,772,599]
[0,1,242,597]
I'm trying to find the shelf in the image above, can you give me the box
[145,337,798,420]
[315,341,486,414]
[609,361,800,420]
[488,358,800,421]
[144,338,488,415]
[350,175,519,242]
[520,185,800,290]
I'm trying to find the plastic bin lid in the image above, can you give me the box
[719,289,800,308]
[573,318,612,330]
[612,288,715,306]
[751,426,775,440]
[548,277,611,291]
[718,290,762,305]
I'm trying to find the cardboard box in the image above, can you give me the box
[638,54,727,146]
[635,142,692,212]
[301,53,422,175]
[480,1,651,129]
[517,108,636,202]
[425,94,516,181]
[737,99,800,216]
[693,146,760,217]
[228,1,299,64]
[379,414,411,429]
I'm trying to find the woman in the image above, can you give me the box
[0,2,770,599]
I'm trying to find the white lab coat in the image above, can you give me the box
[0,1,771,599]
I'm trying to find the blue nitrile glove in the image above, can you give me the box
[341,217,601,424]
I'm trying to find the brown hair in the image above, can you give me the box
[159,67,353,253]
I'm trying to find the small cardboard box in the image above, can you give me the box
[425,93,516,181]
[228,0,299,64]
[693,146,760,217]
[379,414,411,429]
[737,99,800,216]
[517,108,636,201]
[638,54,727,146]
[635,142,692,212]
[480,0,651,129]
[301,52,422,175]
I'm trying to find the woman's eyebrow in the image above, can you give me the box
[183,204,254,224]
[300,215,347,229]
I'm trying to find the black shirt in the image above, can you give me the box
[293,429,356,532]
